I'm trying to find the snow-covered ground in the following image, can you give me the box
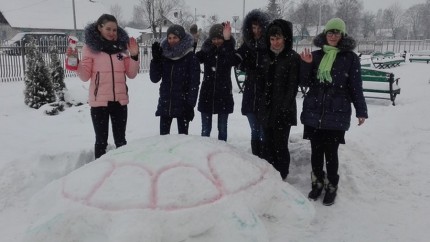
[1,59,430,241]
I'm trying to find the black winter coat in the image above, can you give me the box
[150,33,201,117]
[300,33,368,131]
[235,9,271,115]
[196,38,239,114]
[258,19,300,128]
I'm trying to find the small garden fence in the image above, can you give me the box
[1,39,430,82]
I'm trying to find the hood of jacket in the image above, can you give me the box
[84,22,129,53]
[241,9,271,50]
[160,32,194,60]
[265,19,294,51]
[313,32,356,52]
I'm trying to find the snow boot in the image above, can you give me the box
[308,171,325,200]
[251,140,260,157]
[323,183,338,206]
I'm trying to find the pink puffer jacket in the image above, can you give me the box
[77,45,139,107]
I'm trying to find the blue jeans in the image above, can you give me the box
[245,113,264,141]
[201,113,229,141]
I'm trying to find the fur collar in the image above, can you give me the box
[160,33,194,60]
[84,23,129,53]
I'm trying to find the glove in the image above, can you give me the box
[185,105,195,122]
[151,42,163,61]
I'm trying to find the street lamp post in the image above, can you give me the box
[233,16,239,41]
[72,0,77,34]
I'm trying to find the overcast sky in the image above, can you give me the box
[100,0,426,23]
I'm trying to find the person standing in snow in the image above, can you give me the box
[66,14,139,160]
[299,18,368,206]
[149,24,201,135]
[257,19,300,181]
[234,9,271,158]
[195,22,239,142]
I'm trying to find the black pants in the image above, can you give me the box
[263,125,291,179]
[160,116,189,135]
[310,140,340,186]
[91,102,127,159]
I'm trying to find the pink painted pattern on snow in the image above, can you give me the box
[62,151,268,211]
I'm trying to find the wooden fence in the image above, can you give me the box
[1,39,430,82]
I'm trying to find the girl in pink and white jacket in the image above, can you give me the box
[67,14,139,159]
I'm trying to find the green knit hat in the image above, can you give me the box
[324,18,346,34]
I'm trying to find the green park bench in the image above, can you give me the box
[371,51,405,69]
[409,50,430,64]
[361,68,401,106]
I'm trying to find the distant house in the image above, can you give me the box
[0,0,108,42]
[293,24,325,43]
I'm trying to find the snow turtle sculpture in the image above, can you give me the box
[23,135,314,242]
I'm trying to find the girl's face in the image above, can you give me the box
[252,24,262,39]
[326,30,342,47]
[211,37,224,48]
[98,21,118,41]
[270,35,285,51]
[167,34,180,47]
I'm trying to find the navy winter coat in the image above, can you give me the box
[196,38,239,114]
[258,19,300,128]
[235,10,271,115]
[150,33,201,117]
[300,33,368,131]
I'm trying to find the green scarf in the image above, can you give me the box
[317,45,340,83]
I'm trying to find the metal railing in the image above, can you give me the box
[1,39,430,82]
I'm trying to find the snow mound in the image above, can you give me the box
[23,135,314,242]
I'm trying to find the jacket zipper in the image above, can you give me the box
[109,55,116,101]
[169,64,174,116]
[213,54,218,113]
[319,87,327,128]
[94,72,100,101]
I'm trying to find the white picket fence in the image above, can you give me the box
[1,39,429,82]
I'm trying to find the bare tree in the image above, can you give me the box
[291,0,313,39]
[333,0,363,36]
[110,4,126,26]
[266,0,282,19]
[404,4,425,39]
[361,11,375,39]
[127,5,147,29]
[383,3,404,39]
[137,0,184,38]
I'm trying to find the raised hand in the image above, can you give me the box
[151,42,163,61]
[300,48,313,63]
[223,21,231,40]
[127,37,139,56]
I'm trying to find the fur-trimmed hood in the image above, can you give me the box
[84,22,129,53]
[160,33,194,60]
[265,19,294,51]
[313,32,356,52]
[241,9,271,49]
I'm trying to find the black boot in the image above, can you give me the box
[308,171,325,200]
[323,183,338,206]
[251,140,260,157]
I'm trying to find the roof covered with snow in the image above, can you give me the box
[0,0,109,30]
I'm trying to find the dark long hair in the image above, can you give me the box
[95,14,118,29]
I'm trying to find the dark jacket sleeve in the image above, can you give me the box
[348,53,368,118]
[282,53,300,110]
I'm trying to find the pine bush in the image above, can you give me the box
[23,38,55,109]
